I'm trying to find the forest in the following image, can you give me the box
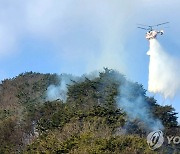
[0,69,179,153]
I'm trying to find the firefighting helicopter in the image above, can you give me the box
[137,22,169,40]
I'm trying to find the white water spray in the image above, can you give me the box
[147,39,180,98]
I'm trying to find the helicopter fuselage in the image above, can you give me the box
[145,30,164,40]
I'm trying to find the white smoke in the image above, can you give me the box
[116,80,163,131]
[147,39,180,99]
[46,75,69,102]
[46,69,164,131]
[46,80,67,102]
[46,71,99,102]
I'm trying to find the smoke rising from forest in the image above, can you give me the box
[46,74,78,102]
[46,71,99,102]
[46,70,164,131]
[116,79,163,131]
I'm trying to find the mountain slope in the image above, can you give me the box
[0,69,179,153]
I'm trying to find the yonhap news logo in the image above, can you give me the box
[147,130,180,150]
[147,130,164,150]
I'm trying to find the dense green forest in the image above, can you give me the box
[0,69,179,153]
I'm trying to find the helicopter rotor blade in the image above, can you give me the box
[137,24,151,27]
[137,27,149,30]
[152,22,169,27]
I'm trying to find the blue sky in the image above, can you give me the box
[0,0,180,121]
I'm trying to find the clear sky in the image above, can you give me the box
[0,0,180,121]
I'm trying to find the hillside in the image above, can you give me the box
[0,69,179,153]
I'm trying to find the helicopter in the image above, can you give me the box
[137,22,169,40]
